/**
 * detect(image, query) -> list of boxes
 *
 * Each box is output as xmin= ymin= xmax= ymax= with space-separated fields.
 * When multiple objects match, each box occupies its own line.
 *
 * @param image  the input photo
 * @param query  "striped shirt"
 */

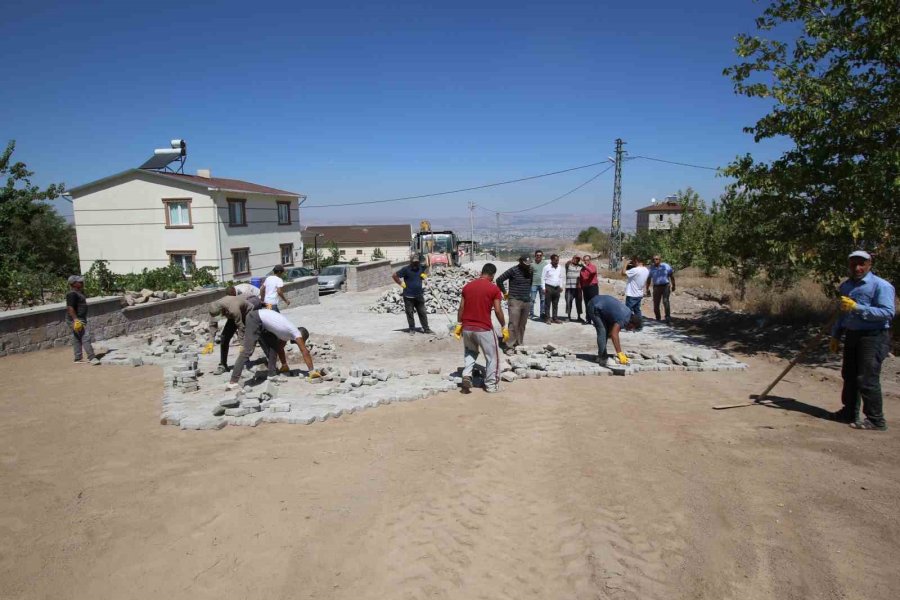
xmin=496 ymin=264 xmax=533 ymax=302
xmin=565 ymin=263 xmax=582 ymax=288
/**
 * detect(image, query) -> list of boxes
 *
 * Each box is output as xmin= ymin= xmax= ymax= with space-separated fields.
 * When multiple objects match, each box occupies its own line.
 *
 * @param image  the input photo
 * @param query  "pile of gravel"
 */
xmin=369 ymin=267 xmax=476 ymax=314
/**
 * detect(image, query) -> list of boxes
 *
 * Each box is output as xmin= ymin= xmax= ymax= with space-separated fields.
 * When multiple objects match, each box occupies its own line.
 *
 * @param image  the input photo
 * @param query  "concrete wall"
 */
xmin=0 ymin=278 xmax=318 ymax=357
xmin=637 ymin=210 xmax=684 ymax=233
xmin=344 ymin=260 xmax=396 ymax=293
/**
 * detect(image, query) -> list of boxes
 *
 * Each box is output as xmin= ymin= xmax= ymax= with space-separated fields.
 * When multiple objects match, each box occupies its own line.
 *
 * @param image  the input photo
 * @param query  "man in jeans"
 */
xmin=392 ymin=254 xmax=432 ymax=334
xmin=66 ymin=275 xmax=100 ymax=365
xmin=587 ymin=295 xmax=641 ymax=366
xmin=622 ymin=256 xmax=649 ymax=330
xmin=496 ymin=255 xmax=533 ymax=352
xmin=530 ymin=250 xmax=547 ymax=319
xmin=542 ymin=253 xmax=565 ymax=323
xmin=828 ymin=250 xmax=895 ymax=431
xmin=647 ymin=254 xmax=676 ymax=324
xmin=454 ymin=263 xmax=508 ymax=393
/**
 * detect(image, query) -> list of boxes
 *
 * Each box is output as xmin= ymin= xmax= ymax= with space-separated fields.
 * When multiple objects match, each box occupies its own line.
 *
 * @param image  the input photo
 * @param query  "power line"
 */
xmin=629 ymin=155 xmax=720 ymax=171
xmin=476 ymin=164 xmax=614 ymax=215
xmin=302 ymin=160 xmax=612 ymax=208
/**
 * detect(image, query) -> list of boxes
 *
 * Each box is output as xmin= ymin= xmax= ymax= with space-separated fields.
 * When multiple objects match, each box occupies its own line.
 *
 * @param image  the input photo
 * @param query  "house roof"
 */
xmin=302 ymin=224 xmax=412 ymax=245
xmin=635 ymin=201 xmax=687 ymax=213
xmin=68 ymin=168 xmax=302 ymax=198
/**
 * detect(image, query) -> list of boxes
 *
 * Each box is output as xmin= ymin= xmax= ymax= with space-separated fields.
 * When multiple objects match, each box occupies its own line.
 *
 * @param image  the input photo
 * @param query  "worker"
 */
xmin=530 ymin=250 xmax=547 ymax=320
xmin=646 ymin=254 xmax=676 ymax=324
xmin=207 ymin=287 xmax=257 ymax=375
xmin=392 ymin=254 xmax=433 ymax=334
xmin=496 ymin=255 xmax=533 ymax=352
xmin=234 ymin=282 xmax=260 ymax=298
xmin=828 ymin=250 xmax=895 ymax=431
xmin=579 ymin=255 xmax=599 ymax=325
xmin=622 ymin=256 xmax=649 ymax=330
xmin=454 ymin=263 xmax=508 ymax=393
xmin=564 ymin=255 xmax=584 ymax=322
xmin=65 ymin=275 xmax=100 ymax=365
xmin=226 ymin=308 xmax=318 ymax=391
xmin=260 ymin=265 xmax=290 ymax=312
xmin=542 ymin=253 xmax=565 ymax=324
xmin=587 ymin=294 xmax=641 ymax=365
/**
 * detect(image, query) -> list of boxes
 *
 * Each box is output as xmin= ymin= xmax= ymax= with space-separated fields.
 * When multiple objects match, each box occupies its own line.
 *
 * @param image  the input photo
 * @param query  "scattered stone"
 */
xmin=180 ymin=416 xmax=226 ymax=430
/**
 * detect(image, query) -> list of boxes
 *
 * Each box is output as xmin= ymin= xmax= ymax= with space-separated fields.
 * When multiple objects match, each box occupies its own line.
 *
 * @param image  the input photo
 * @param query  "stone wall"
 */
xmin=0 ymin=277 xmax=318 ymax=357
xmin=345 ymin=260 xmax=396 ymax=293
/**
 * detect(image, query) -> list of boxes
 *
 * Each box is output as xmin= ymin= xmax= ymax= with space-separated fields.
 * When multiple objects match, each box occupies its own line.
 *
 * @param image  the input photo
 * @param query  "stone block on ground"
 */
xmin=180 ymin=416 xmax=226 ymax=430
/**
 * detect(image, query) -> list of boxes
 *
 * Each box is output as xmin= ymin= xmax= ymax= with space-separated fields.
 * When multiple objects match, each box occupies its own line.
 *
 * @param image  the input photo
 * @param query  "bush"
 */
xmin=83 ymin=260 xmax=219 ymax=297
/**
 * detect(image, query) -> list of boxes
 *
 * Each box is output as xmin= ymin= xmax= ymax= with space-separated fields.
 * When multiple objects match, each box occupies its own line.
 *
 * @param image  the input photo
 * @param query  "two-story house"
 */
xmin=301 ymin=225 xmax=412 ymax=263
xmin=69 ymin=168 xmax=305 ymax=281
xmin=635 ymin=198 xmax=687 ymax=233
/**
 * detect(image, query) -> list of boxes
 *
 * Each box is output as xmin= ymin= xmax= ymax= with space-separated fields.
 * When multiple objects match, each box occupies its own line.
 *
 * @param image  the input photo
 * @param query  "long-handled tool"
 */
xmin=712 ymin=310 xmax=838 ymax=410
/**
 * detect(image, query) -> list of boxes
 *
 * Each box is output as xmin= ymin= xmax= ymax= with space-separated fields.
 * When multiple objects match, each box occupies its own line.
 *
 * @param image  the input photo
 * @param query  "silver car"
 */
xmin=317 ymin=265 xmax=347 ymax=293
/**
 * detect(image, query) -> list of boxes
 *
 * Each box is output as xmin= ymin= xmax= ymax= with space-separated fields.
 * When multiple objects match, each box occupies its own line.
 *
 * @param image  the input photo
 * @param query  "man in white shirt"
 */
xmin=541 ymin=254 xmax=565 ymax=324
xmin=621 ymin=256 xmax=649 ymax=330
xmin=260 ymin=265 xmax=290 ymax=312
xmin=226 ymin=308 xmax=317 ymax=390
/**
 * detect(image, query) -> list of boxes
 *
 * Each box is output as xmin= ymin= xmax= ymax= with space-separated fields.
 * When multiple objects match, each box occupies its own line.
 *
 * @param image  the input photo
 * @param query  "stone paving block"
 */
xmin=264 ymin=380 xmax=280 ymax=398
xmin=348 ymin=376 xmax=363 ymax=388
xmin=211 ymin=405 xmax=226 ymax=416
xmin=240 ymin=398 xmax=261 ymax=409
xmin=315 ymin=387 xmax=334 ymax=396
xmin=268 ymin=402 xmax=291 ymax=412
xmin=501 ymin=372 xmax=518 ymax=382
xmin=427 ymin=367 xmax=441 ymax=374
xmin=224 ymin=407 xmax=253 ymax=417
xmin=180 ymin=416 xmax=226 ymax=430
xmin=361 ymin=377 xmax=377 ymax=386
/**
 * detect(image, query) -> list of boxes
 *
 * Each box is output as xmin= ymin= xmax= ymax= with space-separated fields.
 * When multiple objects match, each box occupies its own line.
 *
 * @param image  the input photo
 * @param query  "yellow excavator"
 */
xmin=412 ymin=220 xmax=460 ymax=270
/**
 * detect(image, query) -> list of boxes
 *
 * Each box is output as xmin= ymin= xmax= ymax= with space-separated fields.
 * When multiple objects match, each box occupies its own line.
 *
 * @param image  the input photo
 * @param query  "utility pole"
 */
xmin=495 ymin=212 xmax=501 ymax=259
xmin=609 ymin=138 xmax=625 ymax=270
xmin=468 ymin=201 xmax=475 ymax=263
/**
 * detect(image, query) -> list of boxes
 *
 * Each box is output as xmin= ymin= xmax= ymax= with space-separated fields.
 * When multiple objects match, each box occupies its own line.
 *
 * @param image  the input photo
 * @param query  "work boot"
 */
xmin=423 ymin=328 xmax=434 ymax=334
xmin=214 ymin=365 xmax=228 ymax=376
xmin=461 ymin=376 xmax=472 ymax=394
xmin=89 ymin=358 xmax=101 ymax=366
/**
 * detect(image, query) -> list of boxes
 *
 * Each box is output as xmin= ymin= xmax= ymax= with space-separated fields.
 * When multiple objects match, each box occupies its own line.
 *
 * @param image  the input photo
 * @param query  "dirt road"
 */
xmin=1 ymin=347 xmax=898 ymax=600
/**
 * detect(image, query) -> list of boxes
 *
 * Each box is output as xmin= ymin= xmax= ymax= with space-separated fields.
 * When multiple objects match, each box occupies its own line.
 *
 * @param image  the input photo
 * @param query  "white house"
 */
xmin=69 ymin=169 xmax=305 ymax=281
xmin=635 ymin=199 xmax=688 ymax=233
xmin=301 ymin=225 xmax=412 ymax=263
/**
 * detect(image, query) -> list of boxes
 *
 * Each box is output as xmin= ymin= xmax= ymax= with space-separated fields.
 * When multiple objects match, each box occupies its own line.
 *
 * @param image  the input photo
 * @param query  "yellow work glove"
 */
xmin=400 ymin=281 xmax=407 ymax=289
xmin=307 ymin=369 xmax=322 ymax=381
xmin=73 ymin=319 xmax=85 ymax=334
xmin=453 ymin=323 xmax=462 ymax=340
xmin=421 ymin=272 xmax=427 ymax=279
xmin=502 ymin=292 xmax=509 ymax=301
xmin=501 ymin=327 xmax=510 ymax=343
xmin=829 ymin=337 xmax=840 ymax=354
xmin=201 ymin=342 xmax=214 ymax=355
xmin=616 ymin=352 xmax=630 ymax=365
xmin=839 ymin=295 xmax=857 ymax=313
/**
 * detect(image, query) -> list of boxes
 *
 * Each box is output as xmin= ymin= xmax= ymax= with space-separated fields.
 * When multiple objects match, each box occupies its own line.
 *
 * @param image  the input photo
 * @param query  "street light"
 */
xmin=313 ymin=233 xmax=325 ymax=271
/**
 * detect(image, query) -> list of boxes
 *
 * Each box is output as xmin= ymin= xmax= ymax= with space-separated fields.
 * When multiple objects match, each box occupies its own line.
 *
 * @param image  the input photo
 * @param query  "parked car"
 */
xmin=264 ymin=266 xmax=315 ymax=281
xmin=317 ymin=265 xmax=347 ymax=293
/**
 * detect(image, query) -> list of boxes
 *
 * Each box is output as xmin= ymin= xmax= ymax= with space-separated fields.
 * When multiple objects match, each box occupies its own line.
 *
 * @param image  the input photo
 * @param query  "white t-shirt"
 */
xmin=262 ymin=275 xmax=284 ymax=305
xmin=624 ymin=266 xmax=650 ymax=298
xmin=258 ymin=309 xmax=301 ymax=341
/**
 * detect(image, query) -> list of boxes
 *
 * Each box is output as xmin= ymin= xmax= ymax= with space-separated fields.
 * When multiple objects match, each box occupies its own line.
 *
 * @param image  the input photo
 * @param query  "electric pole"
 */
xmin=609 ymin=138 xmax=625 ymax=270
xmin=468 ymin=201 xmax=475 ymax=263
xmin=495 ymin=212 xmax=501 ymax=259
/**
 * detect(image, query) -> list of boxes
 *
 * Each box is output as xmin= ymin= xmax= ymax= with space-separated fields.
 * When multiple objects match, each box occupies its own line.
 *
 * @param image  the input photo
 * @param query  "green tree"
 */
xmin=371 ymin=247 xmax=385 ymax=260
xmin=575 ymin=226 xmax=611 ymax=254
xmin=722 ymin=0 xmax=900 ymax=288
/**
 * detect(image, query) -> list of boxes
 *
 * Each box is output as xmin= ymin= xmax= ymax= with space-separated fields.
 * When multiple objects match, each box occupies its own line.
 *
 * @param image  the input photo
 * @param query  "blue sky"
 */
xmin=2 ymin=0 xmax=789 ymax=228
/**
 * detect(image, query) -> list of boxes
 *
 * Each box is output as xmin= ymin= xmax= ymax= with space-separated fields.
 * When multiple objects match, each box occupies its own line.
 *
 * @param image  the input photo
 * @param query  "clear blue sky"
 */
xmin=2 ymin=0 xmax=789 ymax=227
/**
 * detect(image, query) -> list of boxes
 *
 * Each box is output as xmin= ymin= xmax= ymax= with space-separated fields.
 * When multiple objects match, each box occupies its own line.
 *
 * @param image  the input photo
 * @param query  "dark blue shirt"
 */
xmin=831 ymin=271 xmax=895 ymax=336
xmin=648 ymin=263 xmax=674 ymax=286
xmin=589 ymin=295 xmax=632 ymax=329
xmin=397 ymin=264 xmax=425 ymax=298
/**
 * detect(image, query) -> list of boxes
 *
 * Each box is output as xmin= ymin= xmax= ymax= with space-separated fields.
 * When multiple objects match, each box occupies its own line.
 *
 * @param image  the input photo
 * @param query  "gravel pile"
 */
xmin=369 ymin=267 xmax=476 ymax=314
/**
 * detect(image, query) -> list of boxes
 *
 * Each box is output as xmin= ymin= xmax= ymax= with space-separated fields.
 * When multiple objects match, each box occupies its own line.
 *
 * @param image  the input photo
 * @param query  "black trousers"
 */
xmin=652 ymin=283 xmax=671 ymax=321
xmin=582 ymin=284 xmax=599 ymax=322
xmin=230 ymin=310 xmax=280 ymax=381
xmin=220 ymin=318 xmax=237 ymax=367
xmin=545 ymin=285 xmax=561 ymax=319
xmin=403 ymin=295 xmax=429 ymax=330
xmin=565 ymin=287 xmax=583 ymax=318
xmin=841 ymin=329 xmax=890 ymax=427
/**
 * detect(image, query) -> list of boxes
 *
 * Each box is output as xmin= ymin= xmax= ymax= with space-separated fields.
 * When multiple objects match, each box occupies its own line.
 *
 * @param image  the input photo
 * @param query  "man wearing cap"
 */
xmin=829 ymin=250 xmax=895 ymax=431
xmin=496 ymin=255 xmax=533 ymax=351
xmin=646 ymin=254 xmax=676 ymax=324
xmin=393 ymin=254 xmax=433 ymax=334
xmin=454 ymin=263 xmax=508 ymax=393
xmin=207 ymin=287 xmax=258 ymax=375
xmin=587 ymin=294 xmax=641 ymax=366
xmin=66 ymin=275 xmax=100 ymax=365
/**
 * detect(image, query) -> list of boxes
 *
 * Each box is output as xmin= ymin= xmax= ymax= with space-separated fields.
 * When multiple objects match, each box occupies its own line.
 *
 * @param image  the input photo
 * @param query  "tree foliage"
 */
xmin=722 ymin=0 xmax=900 ymax=287
xmin=575 ymin=226 xmax=611 ymax=254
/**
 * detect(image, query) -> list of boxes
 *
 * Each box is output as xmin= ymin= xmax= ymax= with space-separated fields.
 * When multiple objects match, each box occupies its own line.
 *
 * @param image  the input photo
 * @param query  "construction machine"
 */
xmin=412 ymin=220 xmax=460 ymax=270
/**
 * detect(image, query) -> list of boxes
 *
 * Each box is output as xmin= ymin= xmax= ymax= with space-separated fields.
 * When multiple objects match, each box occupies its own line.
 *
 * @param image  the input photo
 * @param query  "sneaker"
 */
xmin=461 ymin=376 xmax=472 ymax=394
xmin=423 ymin=328 xmax=434 ymax=334
xmin=551 ymin=318 xmax=562 ymax=324
xmin=225 ymin=382 xmax=240 ymax=391
xmin=407 ymin=328 xmax=416 ymax=335
xmin=849 ymin=418 xmax=887 ymax=431
xmin=89 ymin=358 xmax=101 ymax=366
xmin=484 ymin=386 xmax=500 ymax=394
xmin=268 ymin=375 xmax=288 ymax=383
xmin=214 ymin=365 xmax=228 ymax=376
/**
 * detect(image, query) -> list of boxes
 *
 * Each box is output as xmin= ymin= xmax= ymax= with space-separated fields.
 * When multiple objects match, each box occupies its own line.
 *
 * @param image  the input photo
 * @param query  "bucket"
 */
xmin=250 ymin=276 xmax=263 ymax=288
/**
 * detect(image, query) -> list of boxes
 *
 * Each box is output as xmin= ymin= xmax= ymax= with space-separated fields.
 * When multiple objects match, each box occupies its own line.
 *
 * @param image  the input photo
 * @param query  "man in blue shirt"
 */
xmin=587 ymin=295 xmax=641 ymax=366
xmin=829 ymin=250 xmax=895 ymax=431
xmin=392 ymin=254 xmax=433 ymax=335
xmin=646 ymin=255 xmax=676 ymax=324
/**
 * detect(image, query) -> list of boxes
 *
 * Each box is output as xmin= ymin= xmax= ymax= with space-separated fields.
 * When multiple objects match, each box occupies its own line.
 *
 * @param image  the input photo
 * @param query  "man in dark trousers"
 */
xmin=393 ymin=254 xmax=432 ymax=334
xmin=829 ymin=250 xmax=895 ymax=431
xmin=454 ymin=263 xmax=508 ymax=393
xmin=587 ymin=295 xmax=641 ymax=366
xmin=496 ymin=255 xmax=533 ymax=352
xmin=66 ymin=275 xmax=100 ymax=365
xmin=208 ymin=287 xmax=258 ymax=375
xmin=647 ymin=254 xmax=676 ymax=324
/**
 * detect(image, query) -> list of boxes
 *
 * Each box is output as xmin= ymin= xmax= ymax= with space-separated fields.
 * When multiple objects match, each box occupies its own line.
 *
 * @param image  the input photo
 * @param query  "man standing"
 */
xmin=647 ymin=255 xmax=676 ymax=324
xmin=564 ymin=255 xmax=584 ymax=322
xmin=829 ymin=250 xmax=895 ymax=431
xmin=454 ymin=263 xmax=508 ymax=393
xmin=260 ymin=265 xmax=290 ymax=312
xmin=530 ymin=250 xmax=547 ymax=320
xmin=226 ymin=308 xmax=318 ymax=391
xmin=579 ymin=255 xmax=600 ymax=325
xmin=496 ymin=255 xmax=533 ymax=352
xmin=622 ymin=256 xmax=649 ymax=329
xmin=587 ymin=295 xmax=641 ymax=366
xmin=208 ymin=287 xmax=256 ymax=375
xmin=392 ymin=254 xmax=433 ymax=334
xmin=542 ymin=254 xmax=565 ymax=324
xmin=65 ymin=275 xmax=100 ymax=365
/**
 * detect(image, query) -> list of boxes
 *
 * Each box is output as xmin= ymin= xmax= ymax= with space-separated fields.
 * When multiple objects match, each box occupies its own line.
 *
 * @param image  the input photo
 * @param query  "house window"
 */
xmin=167 ymin=251 xmax=196 ymax=274
xmin=280 ymin=243 xmax=294 ymax=266
xmin=231 ymin=248 xmax=251 ymax=276
xmin=339 ymin=249 xmax=346 ymax=256
xmin=657 ymin=214 xmax=664 ymax=222
xmin=277 ymin=202 xmax=292 ymax=225
xmin=356 ymin=249 xmax=363 ymax=255
xmin=228 ymin=199 xmax=247 ymax=227
xmin=163 ymin=199 xmax=192 ymax=228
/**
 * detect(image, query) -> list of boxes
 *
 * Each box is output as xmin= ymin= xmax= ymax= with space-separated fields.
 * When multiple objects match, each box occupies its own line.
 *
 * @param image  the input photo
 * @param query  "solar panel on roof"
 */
xmin=139 ymin=148 xmax=182 ymax=170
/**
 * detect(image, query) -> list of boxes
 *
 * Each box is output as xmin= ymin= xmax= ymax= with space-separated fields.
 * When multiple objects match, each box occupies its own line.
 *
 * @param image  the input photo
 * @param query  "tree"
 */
xmin=371 ymin=247 xmax=385 ymax=260
xmin=575 ymin=226 xmax=611 ymax=254
xmin=722 ymin=0 xmax=900 ymax=288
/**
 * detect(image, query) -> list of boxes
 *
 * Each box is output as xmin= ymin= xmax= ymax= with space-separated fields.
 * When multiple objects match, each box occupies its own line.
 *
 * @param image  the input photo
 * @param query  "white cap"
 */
xmin=848 ymin=250 xmax=871 ymax=261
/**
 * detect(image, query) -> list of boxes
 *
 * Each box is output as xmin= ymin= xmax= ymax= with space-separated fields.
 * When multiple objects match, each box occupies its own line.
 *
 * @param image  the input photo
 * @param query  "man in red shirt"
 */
xmin=579 ymin=254 xmax=600 ymax=325
xmin=454 ymin=263 xmax=509 ymax=393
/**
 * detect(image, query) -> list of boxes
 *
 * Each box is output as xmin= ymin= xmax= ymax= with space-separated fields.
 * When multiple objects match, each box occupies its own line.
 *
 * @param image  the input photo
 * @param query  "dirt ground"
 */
xmin=2 ymin=339 xmax=899 ymax=600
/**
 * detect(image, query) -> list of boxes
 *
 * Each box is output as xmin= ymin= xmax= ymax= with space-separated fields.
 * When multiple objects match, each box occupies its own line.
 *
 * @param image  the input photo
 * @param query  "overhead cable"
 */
xmin=629 ymin=155 xmax=720 ymax=171
xmin=476 ymin=164 xmax=614 ymax=215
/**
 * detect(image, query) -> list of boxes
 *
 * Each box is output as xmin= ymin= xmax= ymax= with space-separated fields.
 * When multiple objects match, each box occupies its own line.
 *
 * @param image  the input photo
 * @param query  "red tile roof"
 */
xmin=302 ymin=225 xmax=412 ymax=245
xmin=635 ymin=201 xmax=686 ymax=213
xmin=154 ymin=172 xmax=300 ymax=197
